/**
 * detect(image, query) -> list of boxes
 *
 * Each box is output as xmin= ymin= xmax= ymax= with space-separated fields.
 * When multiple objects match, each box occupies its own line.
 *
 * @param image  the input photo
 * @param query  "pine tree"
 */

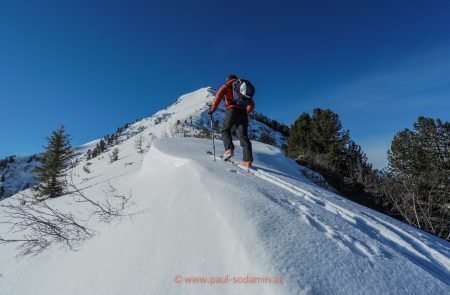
xmin=287 ymin=108 xmax=373 ymax=195
xmin=91 ymin=148 xmax=98 ymax=158
xmin=99 ymin=139 xmax=106 ymax=152
xmin=310 ymin=108 xmax=345 ymax=156
xmin=287 ymin=112 xmax=312 ymax=159
xmin=33 ymin=125 xmax=74 ymax=198
xmin=385 ymin=117 xmax=449 ymax=239
xmin=107 ymin=135 xmax=113 ymax=145
xmin=86 ymin=149 xmax=92 ymax=160
xmin=288 ymin=109 xmax=346 ymax=165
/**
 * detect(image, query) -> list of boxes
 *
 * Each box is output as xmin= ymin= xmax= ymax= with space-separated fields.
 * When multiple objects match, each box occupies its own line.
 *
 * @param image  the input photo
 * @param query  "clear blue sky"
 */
xmin=1 ymin=0 xmax=449 ymax=168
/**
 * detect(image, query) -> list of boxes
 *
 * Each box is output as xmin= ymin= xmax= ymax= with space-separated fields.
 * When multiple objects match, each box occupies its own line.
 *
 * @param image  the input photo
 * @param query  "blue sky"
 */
xmin=1 ymin=0 xmax=449 ymax=168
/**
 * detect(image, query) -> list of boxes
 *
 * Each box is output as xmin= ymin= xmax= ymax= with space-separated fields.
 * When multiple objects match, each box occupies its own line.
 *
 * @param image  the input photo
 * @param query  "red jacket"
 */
xmin=210 ymin=79 xmax=255 ymax=114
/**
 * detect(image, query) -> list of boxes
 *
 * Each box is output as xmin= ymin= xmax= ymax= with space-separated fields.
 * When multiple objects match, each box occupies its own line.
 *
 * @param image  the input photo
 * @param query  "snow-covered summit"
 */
xmin=123 ymin=86 xmax=287 ymax=146
xmin=0 ymin=87 xmax=287 ymax=199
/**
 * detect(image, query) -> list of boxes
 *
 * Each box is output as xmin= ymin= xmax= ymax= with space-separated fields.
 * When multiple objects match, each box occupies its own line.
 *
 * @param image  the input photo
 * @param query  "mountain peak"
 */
xmin=122 ymin=87 xmax=287 ymax=147
xmin=0 ymin=87 xmax=288 ymax=199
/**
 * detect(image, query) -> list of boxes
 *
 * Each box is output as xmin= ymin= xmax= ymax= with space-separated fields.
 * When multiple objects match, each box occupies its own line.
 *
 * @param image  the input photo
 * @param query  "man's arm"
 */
xmin=209 ymin=85 xmax=227 ymax=113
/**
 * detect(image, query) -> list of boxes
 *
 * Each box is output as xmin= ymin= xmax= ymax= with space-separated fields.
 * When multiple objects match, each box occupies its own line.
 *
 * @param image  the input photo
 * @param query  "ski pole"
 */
xmin=210 ymin=113 xmax=216 ymax=161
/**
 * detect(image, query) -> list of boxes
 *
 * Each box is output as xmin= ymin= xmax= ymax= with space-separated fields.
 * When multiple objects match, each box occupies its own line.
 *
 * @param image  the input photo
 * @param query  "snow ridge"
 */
xmin=0 ymin=88 xmax=449 ymax=294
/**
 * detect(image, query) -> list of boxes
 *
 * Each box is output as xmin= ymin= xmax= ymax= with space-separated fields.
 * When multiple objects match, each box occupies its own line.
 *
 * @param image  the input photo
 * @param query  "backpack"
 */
xmin=231 ymin=79 xmax=255 ymax=107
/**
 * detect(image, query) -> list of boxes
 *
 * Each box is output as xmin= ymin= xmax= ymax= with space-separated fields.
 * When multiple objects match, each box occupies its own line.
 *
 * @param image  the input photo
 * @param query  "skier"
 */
xmin=208 ymin=74 xmax=255 ymax=168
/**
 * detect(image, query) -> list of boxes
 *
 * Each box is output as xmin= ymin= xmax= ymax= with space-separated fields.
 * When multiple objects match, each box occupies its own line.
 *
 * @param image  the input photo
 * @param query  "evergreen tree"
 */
xmin=99 ymin=139 xmax=106 ymax=152
xmin=0 ymin=174 xmax=5 ymax=182
xmin=385 ymin=117 xmax=449 ymax=239
xmin=310 ymin=109 xmax=345 ymax=157
xmin=287 ymin=112 xmax=312 ymax=159
xmin=86 ymin=149 xmax=92 ymax=160
xmin=288 ymin=109 xmax=346 ymax=167
xmin=287 ymin=108 xmax=373 ymax=196
xmin=91 ymin=148 xmax=98 ymax=158
xmin=33 ymin=125 xmax=74 ymax=198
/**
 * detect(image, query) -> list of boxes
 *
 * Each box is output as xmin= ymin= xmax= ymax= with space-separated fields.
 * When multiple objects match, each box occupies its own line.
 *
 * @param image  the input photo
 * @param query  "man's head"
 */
xmin=226 ymin=74 xmax=238 ymax=82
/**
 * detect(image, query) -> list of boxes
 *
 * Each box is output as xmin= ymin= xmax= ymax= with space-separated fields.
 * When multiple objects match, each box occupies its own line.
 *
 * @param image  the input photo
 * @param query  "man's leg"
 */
xmin=236 ymin=121 xmax=253 ymax=162
xmin=221 ymin=109 xmax=235 ymax=151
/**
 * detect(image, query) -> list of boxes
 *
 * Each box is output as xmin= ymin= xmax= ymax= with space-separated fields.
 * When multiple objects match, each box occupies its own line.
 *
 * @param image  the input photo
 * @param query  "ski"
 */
xmin=225 ymin=158 xmax=253 ymax=173
xmin=206 ymin=151 xmax=253 ymax=173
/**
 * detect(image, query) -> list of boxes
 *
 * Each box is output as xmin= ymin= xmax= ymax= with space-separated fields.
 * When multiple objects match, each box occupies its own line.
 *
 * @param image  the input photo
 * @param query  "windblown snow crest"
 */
xmin=142 ymin=142 xmax=191 ymax=169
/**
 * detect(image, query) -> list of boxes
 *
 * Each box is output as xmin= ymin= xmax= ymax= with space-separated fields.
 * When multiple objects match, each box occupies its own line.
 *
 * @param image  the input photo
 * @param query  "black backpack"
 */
xmin=231 ymin=79 xmax=255 ymax=107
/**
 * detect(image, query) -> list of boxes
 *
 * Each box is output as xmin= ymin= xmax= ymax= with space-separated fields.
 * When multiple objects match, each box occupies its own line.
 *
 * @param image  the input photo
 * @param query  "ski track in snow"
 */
xmin=213 ymin=155 xmax=450 ymax=285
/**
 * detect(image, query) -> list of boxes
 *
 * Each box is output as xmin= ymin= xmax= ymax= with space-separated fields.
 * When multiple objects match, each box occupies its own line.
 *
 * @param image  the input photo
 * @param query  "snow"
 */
xmin=1 ymin=136 xmax=449 ymax=294
xmin=0 ymin=155 xmax=40 ymax=198
xmin=0 ymin=88 xmax=449 ymax=294
xmin=0 ymin=87 xmax=287 ymax=199
xmin=123 ymin=87 xmax=287 ymax=146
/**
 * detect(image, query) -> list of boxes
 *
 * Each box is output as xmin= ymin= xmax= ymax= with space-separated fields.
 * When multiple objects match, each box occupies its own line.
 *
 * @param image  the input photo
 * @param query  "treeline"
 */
xmin=287 ymin=109 xmax=449 ymax=241
xmin=249 ymin=112 xmax=290 ymax=137
xmin=0 ymin=156 xmax=16 ymax=170
xmin=86 ymin=120 xmax=139 ymax=160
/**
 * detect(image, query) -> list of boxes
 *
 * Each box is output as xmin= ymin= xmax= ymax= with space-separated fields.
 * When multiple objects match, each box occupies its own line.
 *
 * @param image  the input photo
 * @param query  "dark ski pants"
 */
xmin=222 ymin=108 xmax=253 ymax=162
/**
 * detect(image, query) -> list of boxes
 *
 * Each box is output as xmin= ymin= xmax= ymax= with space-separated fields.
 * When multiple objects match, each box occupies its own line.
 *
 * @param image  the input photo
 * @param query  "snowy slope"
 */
xmin=0 ymin=87 xmax=289 ymax=199
xmin=123 ymin=87 xmax=287 ymax=145
xmin=1 ymin=135 xmax=449 ymax=294
xmin=0 ymin=155 xmax=40 ymax=198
